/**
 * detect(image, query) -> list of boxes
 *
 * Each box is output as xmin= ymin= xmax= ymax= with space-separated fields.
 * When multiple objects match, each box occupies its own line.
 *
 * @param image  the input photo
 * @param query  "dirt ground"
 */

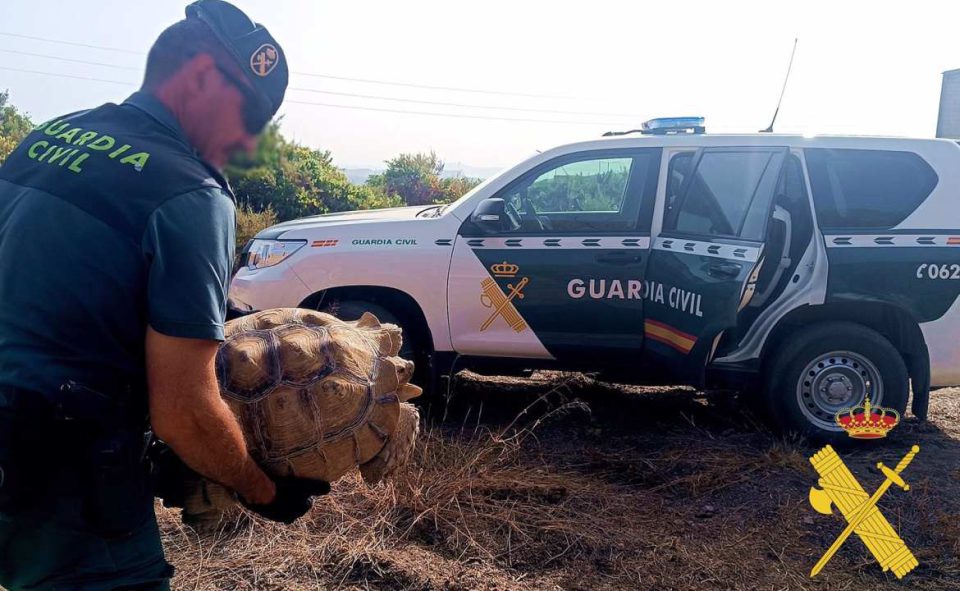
xmin=158 ymin=372 xmax=960 ymax=590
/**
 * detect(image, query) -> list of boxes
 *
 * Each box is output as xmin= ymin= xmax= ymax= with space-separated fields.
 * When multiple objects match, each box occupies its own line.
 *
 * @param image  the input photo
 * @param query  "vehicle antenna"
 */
xmin=760 ymin=37 xmax=798 ymax=133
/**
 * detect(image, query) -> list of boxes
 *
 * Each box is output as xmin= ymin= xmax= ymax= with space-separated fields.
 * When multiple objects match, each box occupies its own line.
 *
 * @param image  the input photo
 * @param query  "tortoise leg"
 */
xmin=359 ymin=402 xmax=420 ymax=485
xmin=181 ymin=480 xmax=239 ymax=529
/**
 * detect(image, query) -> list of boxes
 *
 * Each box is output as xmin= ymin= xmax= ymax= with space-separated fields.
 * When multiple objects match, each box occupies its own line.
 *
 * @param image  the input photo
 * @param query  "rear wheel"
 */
xmin=762 ymin=322 xmax=908 ymax=443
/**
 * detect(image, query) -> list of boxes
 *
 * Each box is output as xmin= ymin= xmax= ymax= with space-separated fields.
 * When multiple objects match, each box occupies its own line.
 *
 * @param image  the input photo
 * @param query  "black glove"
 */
xmin=243 ymin=476 xmax=330 ymax=524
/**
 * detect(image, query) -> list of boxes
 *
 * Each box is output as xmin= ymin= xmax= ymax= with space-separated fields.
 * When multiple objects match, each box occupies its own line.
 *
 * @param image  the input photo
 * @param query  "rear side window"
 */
xmin=805 ymin=149 xmax=938 ymax=230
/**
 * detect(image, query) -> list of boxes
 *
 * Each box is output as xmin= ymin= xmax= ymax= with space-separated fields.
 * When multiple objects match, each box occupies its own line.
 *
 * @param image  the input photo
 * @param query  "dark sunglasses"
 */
xmin=216 ymin=65 xmax=270 ymax=135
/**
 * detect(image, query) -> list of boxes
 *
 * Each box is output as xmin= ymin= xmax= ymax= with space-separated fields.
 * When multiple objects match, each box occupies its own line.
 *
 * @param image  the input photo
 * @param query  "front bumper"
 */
xmin=228 ymin=261 xmax=313 ymax=315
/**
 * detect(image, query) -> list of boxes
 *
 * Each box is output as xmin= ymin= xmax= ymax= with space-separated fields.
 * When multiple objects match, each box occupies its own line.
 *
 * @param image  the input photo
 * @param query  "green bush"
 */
xmin=235 ymin=204 xmax=278 ymax=251
xmin=367 ymin=151 xmax=482 ymax=206
xmin=0 ymin=91 xmax=34 ymax=165
xmin=227 ymin=122 xmax=402 ymax=222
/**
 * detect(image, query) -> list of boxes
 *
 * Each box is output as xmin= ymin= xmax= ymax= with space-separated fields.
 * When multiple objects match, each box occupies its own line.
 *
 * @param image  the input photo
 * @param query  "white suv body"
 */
xmin=230 ymin=131 xmax=960 ymax=441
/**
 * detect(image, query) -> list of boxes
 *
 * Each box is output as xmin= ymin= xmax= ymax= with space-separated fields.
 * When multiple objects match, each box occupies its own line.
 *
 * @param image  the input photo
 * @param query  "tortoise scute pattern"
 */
xmin=182 ymin=308 xmax=422 ymax=523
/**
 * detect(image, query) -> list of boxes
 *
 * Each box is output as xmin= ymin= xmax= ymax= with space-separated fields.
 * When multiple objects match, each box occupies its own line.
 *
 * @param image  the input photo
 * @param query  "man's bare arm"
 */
xmin=146 ymin=326 xmax=275 ymax=505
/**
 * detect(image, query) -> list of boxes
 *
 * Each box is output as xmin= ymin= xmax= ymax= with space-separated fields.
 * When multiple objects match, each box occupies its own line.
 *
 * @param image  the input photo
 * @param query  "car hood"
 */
xmin=255 ymin=205 xmax=434 ymax=239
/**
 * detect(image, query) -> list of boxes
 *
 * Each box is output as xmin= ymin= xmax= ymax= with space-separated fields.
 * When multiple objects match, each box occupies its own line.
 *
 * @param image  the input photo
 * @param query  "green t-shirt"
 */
xmin=0 ymin=92 xmax=235 ymax=404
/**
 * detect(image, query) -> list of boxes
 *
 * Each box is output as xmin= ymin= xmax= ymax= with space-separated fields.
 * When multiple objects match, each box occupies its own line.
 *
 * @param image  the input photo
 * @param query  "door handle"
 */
xmin=596 ymin=251 xmax=643 ymax=265
xmin=707 ymin=261 xmax=742 ymax=279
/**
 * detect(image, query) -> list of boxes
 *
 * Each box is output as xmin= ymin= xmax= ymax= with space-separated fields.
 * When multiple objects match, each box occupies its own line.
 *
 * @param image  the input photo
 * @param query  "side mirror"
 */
xmin=470 ymin=198 xmax=519 ymax=233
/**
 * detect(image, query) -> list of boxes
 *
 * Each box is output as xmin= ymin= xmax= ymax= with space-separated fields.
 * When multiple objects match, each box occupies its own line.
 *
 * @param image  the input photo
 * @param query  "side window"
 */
xmin=496 ymin=150 xmax=660 ymax=233
xmin=527 ymin=158 xmax=632 ymax=214
xmin=669 ymin=150 xmax=777 ymax=238
xmin=665 ymin=152 xmax=695 ymax=219
xmin=805 ymin=149 xmax=938 ymax=230
xmin=740 ymin=154 xmax=806 ymax=240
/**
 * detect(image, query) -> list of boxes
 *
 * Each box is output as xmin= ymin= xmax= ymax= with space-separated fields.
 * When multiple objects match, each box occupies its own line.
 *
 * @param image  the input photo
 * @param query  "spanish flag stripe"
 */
xmin=644 ymin=320 xmax=696 ymax=353
xmin=646 ymin=330 xmax=694 ymax=353
xmin=644 ymin=318 xmax=696 ymax=341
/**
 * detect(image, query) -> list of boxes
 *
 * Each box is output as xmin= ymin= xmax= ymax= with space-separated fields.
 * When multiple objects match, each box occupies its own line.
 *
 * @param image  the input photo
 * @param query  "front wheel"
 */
xmin=762 ymin=322 xmax=908 ymax=443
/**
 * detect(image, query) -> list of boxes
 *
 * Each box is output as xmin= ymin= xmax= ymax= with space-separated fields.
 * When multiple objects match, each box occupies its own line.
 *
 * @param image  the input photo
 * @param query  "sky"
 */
xmin=1 ymin=0 xmax=958 ymax=171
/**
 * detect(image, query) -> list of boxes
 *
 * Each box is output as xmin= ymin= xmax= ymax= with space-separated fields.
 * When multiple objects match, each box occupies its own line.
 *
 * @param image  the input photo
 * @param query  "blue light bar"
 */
xmin=641 ymin=117 xmax=706 ymax=135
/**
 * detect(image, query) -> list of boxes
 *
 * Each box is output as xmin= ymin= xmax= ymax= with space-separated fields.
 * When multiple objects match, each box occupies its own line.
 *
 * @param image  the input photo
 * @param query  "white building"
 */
xmin=936 ymin=68 xmax=960 ymax=139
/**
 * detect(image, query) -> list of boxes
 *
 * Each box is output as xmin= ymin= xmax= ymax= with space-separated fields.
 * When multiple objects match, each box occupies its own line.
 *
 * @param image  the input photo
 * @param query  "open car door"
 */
xmin=642 ymin=146 xmax=788 ymax=384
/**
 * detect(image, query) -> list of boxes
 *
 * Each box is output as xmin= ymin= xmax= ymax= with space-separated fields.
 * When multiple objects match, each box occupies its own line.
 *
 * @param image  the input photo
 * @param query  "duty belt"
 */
xmin=0 ymin=379 xmax=147 ymax=428
xmin=0 ymin=383 xmax=154 ymax=521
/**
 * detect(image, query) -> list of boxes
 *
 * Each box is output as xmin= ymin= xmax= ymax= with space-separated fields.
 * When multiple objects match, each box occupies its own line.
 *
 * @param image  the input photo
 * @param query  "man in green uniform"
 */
xmin=0 ymin=2 xmax=328 ymax=589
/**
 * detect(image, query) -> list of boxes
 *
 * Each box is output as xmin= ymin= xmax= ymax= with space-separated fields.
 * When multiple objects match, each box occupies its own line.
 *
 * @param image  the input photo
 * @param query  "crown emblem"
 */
xmin=490 ymin=261 xmax=519 ymax=277
xmin=835 ymin=396 xmax=900 ymax=439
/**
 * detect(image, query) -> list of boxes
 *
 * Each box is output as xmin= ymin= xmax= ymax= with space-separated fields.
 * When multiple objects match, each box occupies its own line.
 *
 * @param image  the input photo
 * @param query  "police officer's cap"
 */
xmin=185 ymin=0 xmax=287 ymax=133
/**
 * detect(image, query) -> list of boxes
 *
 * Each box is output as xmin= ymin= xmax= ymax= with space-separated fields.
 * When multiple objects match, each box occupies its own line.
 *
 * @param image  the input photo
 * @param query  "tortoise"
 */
xmin=180 ymin=307 xmax=421 ymax=524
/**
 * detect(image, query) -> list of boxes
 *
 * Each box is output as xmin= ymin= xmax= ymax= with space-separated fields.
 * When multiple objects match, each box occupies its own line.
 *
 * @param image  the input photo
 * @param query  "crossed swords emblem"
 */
xmin=808 ymin=444 xmax=920 ymax=578
xmin=479 ymin=262 xmax=529 ymax=332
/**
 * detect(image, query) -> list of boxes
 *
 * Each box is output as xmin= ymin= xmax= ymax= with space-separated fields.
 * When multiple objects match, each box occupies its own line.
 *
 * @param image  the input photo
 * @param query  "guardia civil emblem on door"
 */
xmin=479 ymin=261 xmax=528 ymax=332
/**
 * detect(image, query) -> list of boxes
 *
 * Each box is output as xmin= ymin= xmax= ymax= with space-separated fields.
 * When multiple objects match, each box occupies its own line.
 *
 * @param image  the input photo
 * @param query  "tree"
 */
xmin=227 ymin=121 xmax=402 ymax=222
xmin=440 ymin=175 xmax=483 ymax=203
xmin=367 ymin=151 xmax=482 ymax=206
xmin=0 ymin=91 xmax=34 ymax=164
xmin=367 ymin=151 xmax=444 ymax=206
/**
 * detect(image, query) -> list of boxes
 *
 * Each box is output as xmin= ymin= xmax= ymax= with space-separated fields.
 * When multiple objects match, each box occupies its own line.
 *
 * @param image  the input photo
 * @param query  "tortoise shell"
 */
xmin=182 ymin=308 xmax=421 ymax=523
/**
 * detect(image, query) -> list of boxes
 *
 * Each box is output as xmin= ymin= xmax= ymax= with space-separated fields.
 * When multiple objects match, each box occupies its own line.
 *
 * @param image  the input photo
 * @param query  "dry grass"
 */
xmin=159 ymin=377 xmax=960 ymax=590
xmin=161 ymin=380 xmax=633 ymax=590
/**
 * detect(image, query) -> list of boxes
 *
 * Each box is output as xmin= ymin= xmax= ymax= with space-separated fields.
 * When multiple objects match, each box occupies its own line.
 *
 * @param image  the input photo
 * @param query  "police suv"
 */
xmin=230 ymin=118 xmax=960 ymax=441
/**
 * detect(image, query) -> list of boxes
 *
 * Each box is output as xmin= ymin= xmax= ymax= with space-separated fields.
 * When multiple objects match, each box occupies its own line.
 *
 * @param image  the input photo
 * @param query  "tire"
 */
xmin=762 ymin=322 xmax=908 ymax=444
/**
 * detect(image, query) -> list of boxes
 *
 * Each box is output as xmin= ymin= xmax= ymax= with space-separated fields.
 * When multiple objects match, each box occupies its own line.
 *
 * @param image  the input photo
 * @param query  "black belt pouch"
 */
xmin=81 ymin=427 xmax=153 ymax=538
xmin=0 ymin=408 xmax=55 ymax=511
xmin=0 ymin=409 xmax=23 ymax=510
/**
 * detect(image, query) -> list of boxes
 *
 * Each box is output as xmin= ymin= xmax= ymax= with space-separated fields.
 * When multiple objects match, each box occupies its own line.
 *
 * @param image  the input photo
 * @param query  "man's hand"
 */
xmin=146 ymin=326 xmax=276 ymax=505
xmin=243 ymin=476 xmax=330 ymax=524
